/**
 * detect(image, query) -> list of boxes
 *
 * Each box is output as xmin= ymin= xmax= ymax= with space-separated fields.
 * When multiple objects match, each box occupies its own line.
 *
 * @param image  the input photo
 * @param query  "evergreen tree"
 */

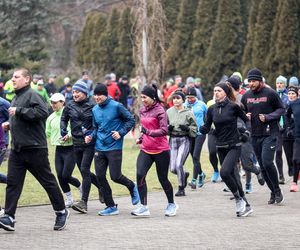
xmin=267 ymin=0 xmax=300 ymax=84
xmin=203 ymin=0 xmax=243 ymax=90
xmin=190 ymin=0 xmax=219 ymax=77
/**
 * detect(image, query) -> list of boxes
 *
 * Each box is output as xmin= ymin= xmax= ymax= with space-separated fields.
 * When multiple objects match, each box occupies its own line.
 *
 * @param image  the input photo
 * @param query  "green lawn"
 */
xmin=0 ymin=138 xmax=213 ymax=206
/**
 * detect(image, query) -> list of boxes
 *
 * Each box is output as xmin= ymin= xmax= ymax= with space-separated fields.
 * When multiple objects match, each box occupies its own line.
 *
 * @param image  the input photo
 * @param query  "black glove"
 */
xmin=168 ymin=125 xmax=174 ymax=132
xmin=141 ymin=126 xmax=148 ymax=135
xmin=239 ymin=130 xmax=250 ymax=142
xmin=179 ymin=124 xmax=190 ymax=132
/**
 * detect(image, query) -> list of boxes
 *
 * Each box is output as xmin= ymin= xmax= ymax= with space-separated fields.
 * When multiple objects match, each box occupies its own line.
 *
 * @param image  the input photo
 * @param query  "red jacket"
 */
xmin=139 ymin=102 xmax=170 ymax=153
xmin=107 ymin=82 xmax=121 ymax=101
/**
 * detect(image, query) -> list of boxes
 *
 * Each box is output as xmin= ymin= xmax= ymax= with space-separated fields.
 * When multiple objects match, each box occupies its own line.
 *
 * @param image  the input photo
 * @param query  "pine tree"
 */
xmin=203 ymin=0 xmax=243 ymax=90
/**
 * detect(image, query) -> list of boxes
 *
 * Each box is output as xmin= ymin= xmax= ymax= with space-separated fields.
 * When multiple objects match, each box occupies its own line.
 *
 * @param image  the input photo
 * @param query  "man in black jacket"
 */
xmin=0 ymin=68 xmax=69 ymax=232
xmin=241 ymin=68 xmax=285 ymax=205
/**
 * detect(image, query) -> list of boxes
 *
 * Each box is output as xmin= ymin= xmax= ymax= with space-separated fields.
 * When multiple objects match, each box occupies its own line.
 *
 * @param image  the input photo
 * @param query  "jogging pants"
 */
xmin=275 ymin=132 xmax=284 ymax=178
xmin=208 ymin=133 xmax=219 ymax=172
xmin=94 ymin=150 xmax=135 ymax=207
xmin=190 ymin=134 xmax=206 ymax=179
xmin=252 ymin=136 xmax=280 ymax=194
xmin=55 ymin=146 xmax=80 ymax=193
xmin=137 ymin=150 xmax=173 ymax=205
xmin=74 ymin=144 xmax=100 ymax=202
xmin=169 ymin=136 xmax=190 ymax=187
xmin=5 ymin=148 xmax=65 ymax=218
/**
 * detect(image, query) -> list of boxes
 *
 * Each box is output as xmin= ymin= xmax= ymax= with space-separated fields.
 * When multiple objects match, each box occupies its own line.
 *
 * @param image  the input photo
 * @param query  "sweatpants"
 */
xmin=217 ymin=146 xmax=244 ymax=197
xmin=208 ymin=133 xmax=219 ymax=172
xmin=74 ymin=144 xmax=100 ymax=202
xmin=252 ymin=135 xmax=280 ymax=194
xmin=190 ymin=134 xmax=206 ymax=179
xmin=5 ymin=148 xmax=65 ymax=218
xmin=94 ymin=150 xmax=135 ymax=207
xmin=169 ymin=136 xmax=190 ymax=186
xmin=55 ymin=146 xmax=80 ymax=193
xmin=137 ymin=150 xmax=173 ymax=205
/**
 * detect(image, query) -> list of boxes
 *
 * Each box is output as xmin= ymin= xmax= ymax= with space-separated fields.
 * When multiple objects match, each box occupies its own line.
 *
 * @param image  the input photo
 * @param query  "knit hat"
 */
xmin=289 ymin=76 xmax=299 ymax=86
xmin=186 ymin=77 xmax=195 ymax=84
xmin=287 ymin=86 xmax=299 ymax=96
xmin=94 ymin=83 xmax=108 ymax=96
xmin=186 ymin=87 xmax=197 ymax=97
xmin=226 ymin=77 xmax=241 ymax=91
xmin=276 ymin=75 xmax=287 ymax=85
xmin=247 ymin=68 xmax=263 ymax=82
xmin=72 ymin=80 xmax=89 ymax=95
xmin=141 ymin=85 xmax=157 ymax=100
xmin=172 ymin=90 xmax=186 ymax=102
xmin=50 ymin=93 xmax=65 ymax=102
xmin=215 ymin=82 xmax=231 ymax=97
xmin=232 ymin=72 xmax=243 ymax=82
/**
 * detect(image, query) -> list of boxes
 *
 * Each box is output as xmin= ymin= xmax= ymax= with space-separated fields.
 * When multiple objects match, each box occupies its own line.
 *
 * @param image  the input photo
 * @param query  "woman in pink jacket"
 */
xmin=131 ymin=84 xmax=177 ymax=217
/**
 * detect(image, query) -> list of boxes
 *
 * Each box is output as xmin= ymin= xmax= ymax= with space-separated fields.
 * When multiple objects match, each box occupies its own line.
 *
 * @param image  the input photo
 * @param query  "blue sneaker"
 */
xmin=245 ymin=183 xmax=253 ymax=194
xmin=131 ymin=183 xmax=140 ymax=205
xmin=198 ymin=172 xmax=206 ymax=187
xmin=131 ymin=205 xmax=150 ymax=217
xmin=165 ymin=203 xmax=178 ymax=217
xmin=211 ymin=171 xmax=219 ymax=183
xmin=98 ymin=205 xmax=119 ymax=216
xmin=0 ymin=215 xmax=15 ymax=231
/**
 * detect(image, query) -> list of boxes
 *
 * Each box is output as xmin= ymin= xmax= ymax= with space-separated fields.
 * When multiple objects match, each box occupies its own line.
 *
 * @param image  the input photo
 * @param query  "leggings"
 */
xmin=55 ymin=146 xmax=81 ymax=193
xmin=275 ymin=133 xmax=284 ymax=178
xmin=137 ymin=150 xmax=173 ymax=205
xmin=190 ymin=134 xmax=206 ymax=178
xmin=208 ymin=133 xmax=219 ymax=172
xmin=169 ymin=136 xmax=190 ymax=187
xmin=283 ymin=139 xmax=294 ymax=175
xmin=293 ymin=140 xmax=300 ymax=183
xmin=217 ymin=146 xmax=244 ymax=197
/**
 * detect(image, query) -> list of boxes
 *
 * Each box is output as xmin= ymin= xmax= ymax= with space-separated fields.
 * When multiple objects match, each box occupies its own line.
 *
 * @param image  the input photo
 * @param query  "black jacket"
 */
xmin=61 ymin=98 xmax=95 ymax=146
xmin=10 ymin=85 xmax=49 ymax=151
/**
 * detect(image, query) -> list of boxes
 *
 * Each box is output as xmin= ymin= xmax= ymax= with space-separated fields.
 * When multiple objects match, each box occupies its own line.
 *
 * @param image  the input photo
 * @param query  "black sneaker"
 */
xmin=275 ymin=189 xmax=284 ymax=205
xmin=175 ymin=188 xmax=185 ymax=197
xmin=184 ymin=172 xmax=189 ymax=188
xmin=268 ymin=192 xmax=276 ymax=205
xmin=0 ymin=215 xmax=15 ymax=231
xmin=54 ymin=209 xmax=70 ymax=231
xmin=72 ymin=200 xmax=87 ymax=214
xmin=256 ymin=171 xmax=265 ymax=186
xmin=278 ymin=176 xmax=285 ymax=185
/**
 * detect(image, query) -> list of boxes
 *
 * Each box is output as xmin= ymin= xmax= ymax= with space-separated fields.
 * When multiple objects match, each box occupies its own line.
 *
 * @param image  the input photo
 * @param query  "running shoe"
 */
xmin=290 ymin=182 xmax=299 ymax=192
xmin=188 ymin=179 xmax=197 ymax=190
xmin=278 ymin=176 xmax=285 ymax=185
xmin=275 ymin=189 xmax=284 ymax=205
xmin=256 ymin=171 xmax=265 ymax=186
xmin=235 ymin=198 xmax=246 ymax=216
xmin=54 ymin=209 xmax=70 ymax=231
xmin=98 ymin=205 xmax=119 ymax=216
xmin=268 ymin=192 xmax=275 ymax=205
xmin=198 ymin=172 xmax=206 ymax=188
xmin=245 ymin=183 xmax=253 ymax=194
xmin=72 ymin=200 xmax=87 ymax=214
xmin=65 ymin=199 xmax=73 ymax=208
xmin=131 ymin=205 xmax=150 ymax=217
xmin=238 ymin=205 xmax=253 ymax=217
xmin=175 ymin=188 xmax=185 ymax=197
xmin=165 ymin=203 xmax=178 ymax=217
xmin=0 ymin=215 xmax=15 ymax=231
xmin=211 ymin=171 xmax=219 ymax=183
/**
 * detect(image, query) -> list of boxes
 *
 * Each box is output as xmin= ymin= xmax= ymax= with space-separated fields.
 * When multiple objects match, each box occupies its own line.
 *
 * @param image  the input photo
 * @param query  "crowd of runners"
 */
xmin=0 ymin=67 xmax=299 ymax=232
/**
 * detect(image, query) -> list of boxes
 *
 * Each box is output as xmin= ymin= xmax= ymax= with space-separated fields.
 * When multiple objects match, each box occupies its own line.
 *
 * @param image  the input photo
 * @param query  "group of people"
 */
xmin=0 ymin=66 xmax=299 ymax=232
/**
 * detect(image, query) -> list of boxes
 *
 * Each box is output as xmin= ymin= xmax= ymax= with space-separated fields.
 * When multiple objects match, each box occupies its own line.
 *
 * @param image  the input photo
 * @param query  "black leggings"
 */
xmin=74 ymin=144 xmax=100 ymax=202
xmin=275 ymin=133 xmax=284 ymax=178
xmin=190 ymin=134 xmax=206 ymax=179
xmin=55 ymin=146 xmax=81 ymax=193
xmin=136 ymin=150 xmax=173 ymax=205
xmin=208 ymin=133 xmax=219 ymax=172
xmin=293 ymin=140 xmax=300 ymax=183
xmin=283 ymin=139 xmax=294 ymax=175
xmin=218 ymin=146 xmax=244 ymax=197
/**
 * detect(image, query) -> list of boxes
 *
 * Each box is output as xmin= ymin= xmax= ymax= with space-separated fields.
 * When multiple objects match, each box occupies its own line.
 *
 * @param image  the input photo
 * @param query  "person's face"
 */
xmin=37 ymin=85 xmax=43 ymax=91
xmin=214 ymin=86 xmax=226 ymax=102
xmin=48 ymin=77 xmax=55 ymax=83
xmin=11 ymin=70 xmax=30 ymax=90
xmin=72 ymin=90 xmax=86 ymax=102
xmin=288 ymin=91 xmax=298 ymax=102
xmin=141 ymin=94 xmax=154 ymax=107
xmin=186 ymin=96 xmax=196 ymax=104
xmin=248 ymin=80 xmax=261 ymax=91
xmin=172 ymin=95 xmax=184 ymax=107
xmin=276 ymin=82 xmax=285 ymax=91
xmin=188 ymin=82 xmax=195 ymax=88
xmin=51 ymin=101 xmax=64 ymax=112
xmin=82 ymin=74 xmax=89 ymax=81
xmin=93 ymin=94 xmax=107 ymax=104
xmin=175 ymin=77 xmax=182 ymax=84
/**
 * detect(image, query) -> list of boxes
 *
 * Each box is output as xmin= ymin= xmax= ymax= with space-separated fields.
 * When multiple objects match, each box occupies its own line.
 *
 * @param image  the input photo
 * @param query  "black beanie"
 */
xmin=141 ymin=85 xmax=156 ymax=100
xmin=247 ymin=68 xmax=263 ymax=82
xmin=227 ymin=77 xmax=241 ymax=91
xmin=216 ymin=82 xmax=231 ymax=97
xmin=287 ymin=86 xmax=299 ymax=97
xmin=186 ymin=87 xmax=197 ymax=97
xmin=94 ymin=83 xmax=108 ymax=96
xmin=172 ymin=90 xmax=186 ymax=102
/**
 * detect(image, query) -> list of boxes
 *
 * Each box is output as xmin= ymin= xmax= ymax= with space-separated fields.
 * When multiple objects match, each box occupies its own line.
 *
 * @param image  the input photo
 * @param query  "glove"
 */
xmin=179 ymin=124 xmax=190 ymax=132
xmin=239 ymin=130 xmax=250 ymax=142
xmin=168 ymin=125 xmax=174 ymax=132
xmin=61 ymin=128 xmax=68 ymax=137
xmin=141 ymin=126 xmax=148 ymax=135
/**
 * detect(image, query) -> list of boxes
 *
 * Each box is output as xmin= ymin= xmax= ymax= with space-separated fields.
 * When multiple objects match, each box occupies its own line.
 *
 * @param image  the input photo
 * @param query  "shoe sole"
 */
xmin=54 ymin=210 xmax=70 ymax=231
xmin=131 ymin=212 xmax=150 ymax=217
xmin=275 ymin=197 xmax=284 ymax=205
xmin=72 ymin=205 xmax=87 ymax=214
xmin=98 ymin=211 xmax=119 ymax=216
xmin=0 ymin=222 xmax=15 ymax=231
xmin=238 ymin=208 xmax=253 ymax=217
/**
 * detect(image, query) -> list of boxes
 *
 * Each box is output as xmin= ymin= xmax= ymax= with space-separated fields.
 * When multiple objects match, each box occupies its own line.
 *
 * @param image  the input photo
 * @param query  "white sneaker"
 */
xmin=235 ymin=198 xmax=246 ymax=216
xmin=0 ymin=207 xmax=4 ymax=217
xmin=131 ymin=205 xmax=150 ymax=217
xmin=165 ymin=203 xmax=178 ymax=217
xmin=65 ymin=199 xmax=73 ymax=208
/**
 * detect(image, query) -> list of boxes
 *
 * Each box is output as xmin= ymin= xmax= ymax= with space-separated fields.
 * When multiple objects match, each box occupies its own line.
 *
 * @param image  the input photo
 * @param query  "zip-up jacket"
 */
xmin=185 ymin=99 xmax=208 ymax=135
xmin=286 ymin=99 xmax=300 ymax=139
xmin=10 ymin=85 xmax=49 ymax=151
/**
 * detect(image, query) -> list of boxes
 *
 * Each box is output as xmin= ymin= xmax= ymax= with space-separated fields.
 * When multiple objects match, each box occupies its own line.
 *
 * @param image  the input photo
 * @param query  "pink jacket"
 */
xmin=139 ymin=102 xmax=170 ymax=153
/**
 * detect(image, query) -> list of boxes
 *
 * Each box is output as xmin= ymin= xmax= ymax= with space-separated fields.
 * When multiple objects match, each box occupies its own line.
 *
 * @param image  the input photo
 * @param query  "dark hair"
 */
xmin=215 ymin=82 xmax=236 ymax=102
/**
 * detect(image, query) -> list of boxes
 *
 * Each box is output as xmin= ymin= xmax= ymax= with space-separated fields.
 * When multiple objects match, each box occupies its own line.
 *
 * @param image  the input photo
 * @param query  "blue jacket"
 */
xmin=92 ymin=97 xmax=135 ymax=151
xmin=185 ymin=99 xmax=208 ymax=135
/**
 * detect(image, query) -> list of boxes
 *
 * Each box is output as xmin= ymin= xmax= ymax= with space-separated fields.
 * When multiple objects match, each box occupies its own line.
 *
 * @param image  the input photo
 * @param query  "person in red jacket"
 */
xmin=104 ymin=74 xmax=121 ymax=101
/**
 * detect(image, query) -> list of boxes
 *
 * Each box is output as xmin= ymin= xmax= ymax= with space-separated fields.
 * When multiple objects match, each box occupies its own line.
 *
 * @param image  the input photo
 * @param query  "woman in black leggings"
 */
xmin=200 ymin=82 xmax=252 ymax=217
xmin=131 ymin=84 xmax=177 ymax=217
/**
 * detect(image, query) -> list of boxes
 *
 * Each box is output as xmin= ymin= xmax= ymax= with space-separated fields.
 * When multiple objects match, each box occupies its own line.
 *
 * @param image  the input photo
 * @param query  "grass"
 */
xmin=0 ymin=138 xmax=213 ymax=207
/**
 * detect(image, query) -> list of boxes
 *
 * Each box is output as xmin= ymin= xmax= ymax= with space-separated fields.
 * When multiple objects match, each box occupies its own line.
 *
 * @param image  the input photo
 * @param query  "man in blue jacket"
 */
xmin=85 ymin=83 xmax=139 ymax=216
